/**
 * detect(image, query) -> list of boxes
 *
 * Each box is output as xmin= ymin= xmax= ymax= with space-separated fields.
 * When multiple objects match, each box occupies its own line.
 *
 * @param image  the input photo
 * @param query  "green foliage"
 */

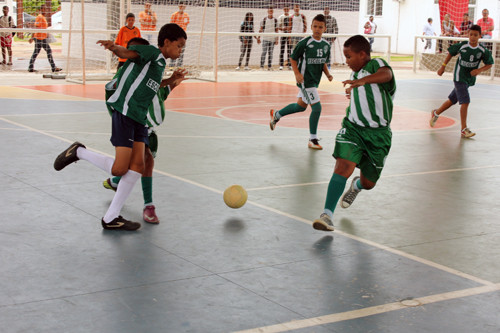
xmin=23 ymin=0 xmax=60 ymax=15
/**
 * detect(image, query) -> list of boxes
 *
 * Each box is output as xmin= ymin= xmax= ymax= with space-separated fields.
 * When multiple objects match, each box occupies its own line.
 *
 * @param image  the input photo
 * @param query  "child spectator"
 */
xmin=259 ymin=7 xmax=278 ymax=70
xmin=0 ymin=6 xmax=13 ymax=65
xmin=422 ymin=18 xmax=436 ymax=51
xmin=115 ymin=13 xmax=141 ymax=70
xmin=236 ymin=12 xmax=260 ymax=70
xmin=28 ymin=5 xmax=62 ymax=72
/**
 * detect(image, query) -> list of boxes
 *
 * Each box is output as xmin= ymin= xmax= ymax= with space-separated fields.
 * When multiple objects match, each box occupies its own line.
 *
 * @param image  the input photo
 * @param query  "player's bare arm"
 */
xmin=323 ymin=63 xmax=333 ymax=81
xmin=291 ymin=59 xmax=304 ymax=84
xmin=342 ymin=67 xmax=392 ymax=88
xmin=96 ymin=40 xmax=139 ymax=60
xmin=471 ymin=64 xmax=492 ymax=76
xmin=161 ymin=68 xmax=188 ymax=89
xmin=438 ymin=53 xmax=453 ymax=76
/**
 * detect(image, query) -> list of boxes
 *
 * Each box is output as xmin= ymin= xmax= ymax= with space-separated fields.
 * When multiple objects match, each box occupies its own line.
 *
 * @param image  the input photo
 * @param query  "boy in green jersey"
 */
xmin=313 ymin=35 xmax=396 ymax=232
xmin=269 ymin=14 xmax=333 ymax=150
xmin=103 ymin=37 xmax=187 ymax=225
xmin=53 ymin=24 xmax=187 ymax=231
xmin=430 ymin=24 xmax=493 ymax=138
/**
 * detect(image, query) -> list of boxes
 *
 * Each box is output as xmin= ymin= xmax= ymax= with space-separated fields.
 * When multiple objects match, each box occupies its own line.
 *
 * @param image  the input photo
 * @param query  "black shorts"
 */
xmin=448 ymin=81 xmax=470 ymax=105
xmin=110 ymin=110 xmax=148 ymax=148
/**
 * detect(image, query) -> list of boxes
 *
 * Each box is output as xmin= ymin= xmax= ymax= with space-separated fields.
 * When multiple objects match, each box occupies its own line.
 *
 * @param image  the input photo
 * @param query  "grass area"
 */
xmin=373 ymin=55 xmax=414 ymax=62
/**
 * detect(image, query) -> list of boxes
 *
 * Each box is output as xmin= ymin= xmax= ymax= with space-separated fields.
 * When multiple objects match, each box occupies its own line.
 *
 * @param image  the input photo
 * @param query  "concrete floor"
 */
xmin=0 ymin=69 xmax=499 ymax=333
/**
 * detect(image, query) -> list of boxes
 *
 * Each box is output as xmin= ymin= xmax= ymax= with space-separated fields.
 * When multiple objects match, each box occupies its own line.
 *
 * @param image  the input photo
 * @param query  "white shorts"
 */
xmin=297 ymin=85 xmax=320 ymax=105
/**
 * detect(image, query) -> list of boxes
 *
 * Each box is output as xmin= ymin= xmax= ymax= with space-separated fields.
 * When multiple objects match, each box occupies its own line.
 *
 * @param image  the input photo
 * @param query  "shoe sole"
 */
xmin=308 ymin=145 xmax=323 ymax=150
xmin=144 ymin=215 xmax=160 ymax=224
xmin=103 ymin=179 xmax=117 ymax=192
xmin=462 ymin=133 xmax=476 ymax=138
xmin=429 ymin=110 xmax=438 ymax=127
xmin=313 ymin=220 xmax=334 ymax=231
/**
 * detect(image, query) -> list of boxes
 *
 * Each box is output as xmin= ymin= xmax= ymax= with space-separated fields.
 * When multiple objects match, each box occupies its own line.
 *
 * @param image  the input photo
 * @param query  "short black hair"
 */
xmin=158 ymin=23 xmax=188 ymax=47
xmin=313 ymin=14 xmax=326 ymax=24
xmin=127 ymin=37 xmax=149 ymax=48
xmin=126 ymin=13 xmax=135 ymax=20
xmin=470 ymin=24 xmax=482 ymax=34
xmin=428 ymin=17 xmax=433 ymax=22
xmin=344 ymin=35 xmax=371 ymax=55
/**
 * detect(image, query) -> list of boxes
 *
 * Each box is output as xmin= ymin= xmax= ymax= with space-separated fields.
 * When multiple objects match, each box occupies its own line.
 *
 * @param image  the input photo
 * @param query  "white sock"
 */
xmin=310 ymin=134 xmax=318 ymax=140
xmin=103 ymin=170 xmax=141 ymax=223
xmin=274 ymin=111 xmax=281 ymax=120
xmin=76 ymin=147 xmax=114 ymax=174
xmin=323 ymin=209 xmax=333 ymax=218
xmin=353 ymin=179 xmax=363 ymax=191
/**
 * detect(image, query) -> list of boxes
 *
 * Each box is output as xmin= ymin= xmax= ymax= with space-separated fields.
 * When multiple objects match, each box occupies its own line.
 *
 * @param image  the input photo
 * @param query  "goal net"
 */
xmin=413 ymin=0 xmax=499 ymax=79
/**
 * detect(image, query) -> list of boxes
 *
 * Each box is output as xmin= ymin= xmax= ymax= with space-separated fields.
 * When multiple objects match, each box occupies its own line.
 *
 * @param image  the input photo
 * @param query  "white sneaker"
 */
xmin=244 ymin=66 xmax=250 ymax=71
xmin=461 ymin=127 xmax=476 ymax=138
xmin=340 ymin=176 xmax=361 ymax=208
xmin=308 ymin=139 xmax=323 ymax=150
xmin=313 ymin=213 xmax=334 ymax=231
xmin=429 ymin=110 xmax=439 ymax=127
xmin=235 ymin=66 xmax=240 ymax=70
xmin=279 ymin=66 xmax=283 ymax=70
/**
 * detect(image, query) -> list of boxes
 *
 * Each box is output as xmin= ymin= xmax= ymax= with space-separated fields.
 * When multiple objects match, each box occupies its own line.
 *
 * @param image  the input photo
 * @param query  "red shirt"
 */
xmin=477 ymin=17 xmax=494 ymax=37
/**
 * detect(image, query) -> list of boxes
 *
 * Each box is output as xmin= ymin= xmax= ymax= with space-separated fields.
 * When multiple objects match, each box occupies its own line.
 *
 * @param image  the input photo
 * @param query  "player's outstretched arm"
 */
xmin=342 ymin=66 xmax=392 ymax=88
xmin=161 ymin=68 xmax=189 ymax=89
xmin=437 ymin=53 xmax=453 ymax=76
xmin=96 ymin=40 xmax=139 ymax=60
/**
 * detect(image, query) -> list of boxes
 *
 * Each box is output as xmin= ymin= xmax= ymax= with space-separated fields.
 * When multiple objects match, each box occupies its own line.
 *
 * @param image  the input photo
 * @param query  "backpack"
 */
xmin=8 ymin=16 xmax=16 ymax=37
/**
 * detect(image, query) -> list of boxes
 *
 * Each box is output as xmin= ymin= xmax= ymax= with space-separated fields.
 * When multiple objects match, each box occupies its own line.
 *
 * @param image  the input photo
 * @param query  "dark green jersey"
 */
xmin=290 ymin=36 xmax=330 ymax=88
xmin=448 ymin=41 xmax=494 ymax=86
xmin=106 ymin=45 xmax=167 ymax=125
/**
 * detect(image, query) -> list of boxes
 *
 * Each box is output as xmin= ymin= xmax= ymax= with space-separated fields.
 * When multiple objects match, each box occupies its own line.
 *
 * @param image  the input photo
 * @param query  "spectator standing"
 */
xmin=438 ymin=13 xmax=455 ymax=53
xmin=0 ymin=6 xmax=13 ymax=65
xmin=236 ymin=12 xmax=260 ymax=70
xmin=139 ymin=2 xmax=157 ymax=43
xmin=170 ymin=1 xmax=190 ymax=67
xmin=324 ymin=6 xmax=338 ymax=68
xmin=259 ymin=7 xmax=278 ymax=70
xmin=278 ymin=6 xmax=291 ymax=70
xmin=422 ymin=17 xmax=436 ymax=51
xmin=477 ymin=8 xmax=494 ymax=39
xmin=460 ymin=13 xmax=473 ymax=37
xmin=115 ymin=13 xmax=141 ymax=70
xmin=290 ymin=4 xmax=307 ymax=49
xmin=364 ymin=15 xmax=377 ymax=51
xmin=28 ymin=5 xmax=61 ymax=73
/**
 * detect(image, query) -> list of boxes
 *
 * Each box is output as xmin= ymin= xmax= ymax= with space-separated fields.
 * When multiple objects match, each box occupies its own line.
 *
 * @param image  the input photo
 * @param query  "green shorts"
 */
xmin=333 ymin=118 xmax=392 ymax=182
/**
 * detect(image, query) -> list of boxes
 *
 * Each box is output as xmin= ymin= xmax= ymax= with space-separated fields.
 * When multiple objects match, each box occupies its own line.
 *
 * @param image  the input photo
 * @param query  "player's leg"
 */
xmin=306 ymin=88 xmax=322 ymax=150
xmin=455 ymin=83 xmax=474 ymax=137
xmin=430 ymin=88 xmax=458 ymax=127
xmin=142 ymin=146 xmax=159 ymax=224
xmin=269 ymin=95 xmax=307 ymax=130
xmin=340 ymin=126 xmax=391 ymax=209
xmin=313 ymin=121 xmax=363 ymax=231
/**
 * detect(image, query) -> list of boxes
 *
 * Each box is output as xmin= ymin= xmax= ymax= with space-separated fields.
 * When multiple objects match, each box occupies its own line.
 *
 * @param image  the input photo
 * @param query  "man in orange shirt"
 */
xmin=28 ymin=5 xmax=61 ymax=72
xmin=139 ymin=3 xmax=157 ymax=43
xmin=115 ymin=13 xmax=141 ymax=69
xmin=169 ymin=2 xmax=189 ymax=67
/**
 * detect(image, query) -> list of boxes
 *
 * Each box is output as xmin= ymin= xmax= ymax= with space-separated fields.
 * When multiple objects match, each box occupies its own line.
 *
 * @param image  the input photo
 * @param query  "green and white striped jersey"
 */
xmin=346 ymin=58 xmax=396 ymax=128
xmin=448 ymin=41 xmax=494 ymax=86
xmin=291 ymin=36 xmax=330 ymax=88
xmin=106 ymin=44 xmax=167 ymax=125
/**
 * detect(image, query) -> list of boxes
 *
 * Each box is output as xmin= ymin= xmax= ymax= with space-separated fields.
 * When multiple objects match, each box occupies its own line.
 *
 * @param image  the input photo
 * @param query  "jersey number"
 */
xmin=317 ymin=49 xmax=323 ymax=57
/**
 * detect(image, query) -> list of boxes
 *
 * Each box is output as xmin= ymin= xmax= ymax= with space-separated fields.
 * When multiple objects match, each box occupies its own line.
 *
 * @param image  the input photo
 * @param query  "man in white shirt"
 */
xmin=259 ymin=7 xmax=278 ymax=70
xmin=422 ymin=18 xmax=436 ymax=51
xmin=290 ymin=4 xmax=307 ymax=50
xmin=278 ymin=6 xmax=291 ymax=70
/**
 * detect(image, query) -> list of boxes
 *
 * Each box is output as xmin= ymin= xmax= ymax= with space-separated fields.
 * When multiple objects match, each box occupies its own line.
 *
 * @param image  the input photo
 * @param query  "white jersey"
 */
xmin=291 ymin=14 xmax=305 ymax=34
xmin=423 ymin=22 xmax=435 ymax=36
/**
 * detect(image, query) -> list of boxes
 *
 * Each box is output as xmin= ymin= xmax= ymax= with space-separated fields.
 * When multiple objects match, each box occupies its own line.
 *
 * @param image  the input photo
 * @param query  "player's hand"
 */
xmin=437 ymin=67 xmax=445 ymax=76
xmin=257 ymin=37 xmax=261 ymax=44
xmin=96 ymin=40 xmax=115 ymax=50
xmin=470 ymin=69 xmax=480 ymax=77
xmin=345 ymin=87 xmax=352 ymax=99
xmin=29 ymin=38 xmax=33 ymax=44
xmin=327 ymin=74 xmax=333 ymax=82
xmin=295 ymin=72 xmax=304 ymax=84
xmin=342 ymin=79 xmax=364 ymax=89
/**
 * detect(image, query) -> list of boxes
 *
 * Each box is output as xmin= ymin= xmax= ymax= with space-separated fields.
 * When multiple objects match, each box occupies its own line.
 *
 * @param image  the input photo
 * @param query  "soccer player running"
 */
xmin=53 ymin=24 xmax=187 ymax=231
xmin=429 ymin=24 xmax=493 ymax=138
xmin=313 ymin=35 xmax=396 ymax=231
xmin=269 ymin=14 xmax=333 ymax=150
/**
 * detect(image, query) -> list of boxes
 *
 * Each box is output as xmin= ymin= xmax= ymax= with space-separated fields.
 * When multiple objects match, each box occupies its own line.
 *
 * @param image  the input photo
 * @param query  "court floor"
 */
xmin=1 ymin=70 xmax=500 ymax=332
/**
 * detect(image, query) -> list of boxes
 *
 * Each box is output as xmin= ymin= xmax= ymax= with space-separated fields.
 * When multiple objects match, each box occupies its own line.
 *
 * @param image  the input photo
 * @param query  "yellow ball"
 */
xmin=223 ymin=185 xmax=248 ymax=209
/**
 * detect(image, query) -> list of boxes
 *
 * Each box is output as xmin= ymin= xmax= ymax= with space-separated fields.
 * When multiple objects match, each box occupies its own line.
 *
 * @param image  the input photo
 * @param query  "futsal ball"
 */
xmin=223 ymin=185 xmax=248 ymax=209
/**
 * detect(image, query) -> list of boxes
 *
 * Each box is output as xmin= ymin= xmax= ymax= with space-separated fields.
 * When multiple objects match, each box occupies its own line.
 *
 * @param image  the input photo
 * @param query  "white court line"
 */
xmin=2 ymin=115 xmax=498 ymax=332
xmin=234 ymin=283 xmax=500 ymax=333
xmin=246 ymin=164 xmax=500 ymax=192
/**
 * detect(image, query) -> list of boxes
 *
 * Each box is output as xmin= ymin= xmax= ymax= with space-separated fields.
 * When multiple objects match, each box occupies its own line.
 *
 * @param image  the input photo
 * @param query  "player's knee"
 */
xmin=111 ymin=165 xmax=129 ymax=177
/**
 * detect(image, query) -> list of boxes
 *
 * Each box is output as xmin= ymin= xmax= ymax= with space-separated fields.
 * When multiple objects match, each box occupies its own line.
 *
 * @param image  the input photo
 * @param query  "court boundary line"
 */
xmin=1 ymin=116 xmax=497 ymax=332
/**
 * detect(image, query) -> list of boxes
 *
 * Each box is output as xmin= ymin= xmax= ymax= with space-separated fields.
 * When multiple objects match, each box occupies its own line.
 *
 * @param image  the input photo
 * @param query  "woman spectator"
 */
xmin=236 ymin=12 xmax=260 ymax=70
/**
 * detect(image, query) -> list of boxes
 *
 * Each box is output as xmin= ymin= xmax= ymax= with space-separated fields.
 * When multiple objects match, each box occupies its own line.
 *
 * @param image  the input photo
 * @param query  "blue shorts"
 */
xmin=110 ymin=110 xmax=148 ymax=148
xmin=448 ymin=81 xmax=470 ymax=105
